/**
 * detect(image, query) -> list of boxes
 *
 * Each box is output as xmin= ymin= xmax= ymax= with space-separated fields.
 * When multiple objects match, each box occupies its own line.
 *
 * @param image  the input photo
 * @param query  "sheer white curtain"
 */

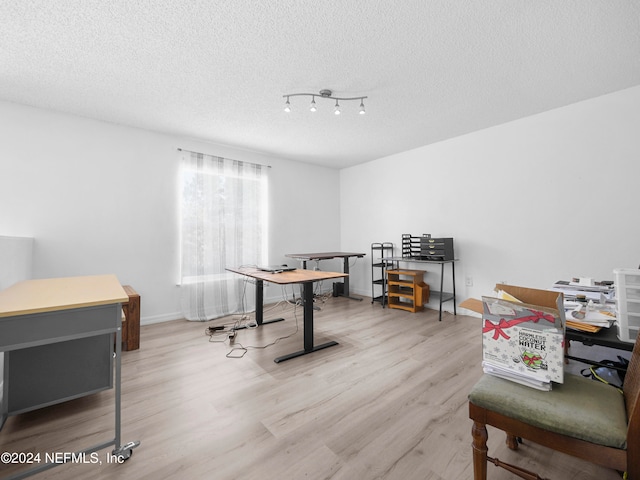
xmin=179 ymin=150 xmax=268 ymax=321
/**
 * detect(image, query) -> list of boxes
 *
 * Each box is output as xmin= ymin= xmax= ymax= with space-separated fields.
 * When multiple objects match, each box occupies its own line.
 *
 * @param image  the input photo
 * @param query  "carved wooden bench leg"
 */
xmin=472 ymin=420 xmax=488 ymax=480
xmin=506 ymin=433 xmax=519 ymax=450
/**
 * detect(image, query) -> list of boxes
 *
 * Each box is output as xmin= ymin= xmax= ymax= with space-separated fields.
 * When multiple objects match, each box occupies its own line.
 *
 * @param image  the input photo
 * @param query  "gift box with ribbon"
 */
xmin=462 ymin=284 xmax=566 ymax=388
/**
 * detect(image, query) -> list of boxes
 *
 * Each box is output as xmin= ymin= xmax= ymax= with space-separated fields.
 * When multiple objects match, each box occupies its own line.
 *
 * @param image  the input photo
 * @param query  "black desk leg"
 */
xmin=304 ymin=281 xmax=314 ymax=351
xmin=451 ymin=262 xmax=456 ymax=316
xmin=299 ymin=260 xmax=320 ymax=311
xmin=340 ymin=257 xmax=362 ymax=301
xmin=439 ymin=263 xmax=445 ymax=321
xmin=274 ymin=281 xmax=338 ymax=363
xmin=234 ymin=279 xmax=284 ymax=330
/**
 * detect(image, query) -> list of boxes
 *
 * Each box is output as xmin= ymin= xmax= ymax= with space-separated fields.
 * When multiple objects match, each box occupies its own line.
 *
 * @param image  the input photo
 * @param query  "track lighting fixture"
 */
xmin=283 ymin=89 xmax=367 ymax=115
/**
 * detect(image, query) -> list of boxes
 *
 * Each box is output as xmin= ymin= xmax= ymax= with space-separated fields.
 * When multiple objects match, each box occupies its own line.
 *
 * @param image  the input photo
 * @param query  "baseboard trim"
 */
xmin=141 ymin=312 xmax=184 ymax=326
xmin=141 ymin=286 xmax=339 ymax=326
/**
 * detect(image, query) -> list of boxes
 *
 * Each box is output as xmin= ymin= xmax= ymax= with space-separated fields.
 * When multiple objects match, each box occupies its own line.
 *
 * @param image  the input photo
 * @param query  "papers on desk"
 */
xmin=563 ymin=301 xmax=615 ymax=333
xmin=552 ymin=279 xmax=616 ymax=333
xmin=551 ymin=280 xmax=615 ymax=303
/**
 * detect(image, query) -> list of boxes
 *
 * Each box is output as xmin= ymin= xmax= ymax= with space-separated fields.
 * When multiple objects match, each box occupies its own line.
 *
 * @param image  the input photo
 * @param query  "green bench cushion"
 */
xmin=469 ymin=373 xmax=628 ymax=449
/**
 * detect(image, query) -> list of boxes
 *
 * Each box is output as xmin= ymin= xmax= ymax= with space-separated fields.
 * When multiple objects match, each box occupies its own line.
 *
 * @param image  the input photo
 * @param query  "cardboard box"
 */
xmin=461 ymin=284 xmax=565 ymax=385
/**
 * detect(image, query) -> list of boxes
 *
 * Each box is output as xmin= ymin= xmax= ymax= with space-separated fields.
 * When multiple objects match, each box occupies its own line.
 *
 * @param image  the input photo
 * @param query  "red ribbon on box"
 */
xmin=522 ymin=353 xmax=542 ymax=366
xmin=483 ymin=318 xmax=512 ymax=340
xmin=482 ymin=310 xmax=557 ymax=340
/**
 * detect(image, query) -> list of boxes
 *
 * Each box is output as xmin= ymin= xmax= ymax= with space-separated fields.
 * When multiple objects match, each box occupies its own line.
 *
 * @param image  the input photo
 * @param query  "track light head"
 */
xmin=309 ymin=96 xmax=317 ymax=112
xmin=284 ymin=96 xmax=291 ymax=113
xmin=334 ymin=99 xmax=341 ymax=115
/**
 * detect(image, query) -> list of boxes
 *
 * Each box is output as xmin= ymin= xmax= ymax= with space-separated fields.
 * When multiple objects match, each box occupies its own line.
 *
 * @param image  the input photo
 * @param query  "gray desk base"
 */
xmin=1 ymin=304 xmax=140 ymax=479
xmin=274 ymin=281 xmax=338 ymax=363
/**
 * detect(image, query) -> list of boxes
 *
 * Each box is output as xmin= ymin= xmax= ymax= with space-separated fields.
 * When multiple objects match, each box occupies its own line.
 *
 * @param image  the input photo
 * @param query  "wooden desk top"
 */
xmin=0 ymin=274 xmax=128 ymax=318
xmin=286 ymin=252 xmax=366 ymax=260
xmin=226 ymin=267 xmax=347 ymax=285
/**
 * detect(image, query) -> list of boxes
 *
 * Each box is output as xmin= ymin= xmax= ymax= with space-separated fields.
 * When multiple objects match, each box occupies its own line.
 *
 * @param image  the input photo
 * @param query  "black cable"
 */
xmin=226 ymin=284 xmax=301 ymax=359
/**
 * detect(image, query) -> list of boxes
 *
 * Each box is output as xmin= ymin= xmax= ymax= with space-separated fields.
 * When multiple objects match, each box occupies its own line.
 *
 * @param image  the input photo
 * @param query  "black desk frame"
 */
xmin=273 ymin=281 xmax=338 ymax=363
xmin=565 ymin=327 xmax=633 ymax=371
xmin=232 ymin=278 xmax=286 ymax=331
xmin=227 ymin=268 xmax=344 ymax=363
xmin=382 ymin=257 xmax=457 ymax=321
xmin=285 ymin=252 xmax=365 ymax=301
xmin=566 ymin=327 xmax=634 ymax=352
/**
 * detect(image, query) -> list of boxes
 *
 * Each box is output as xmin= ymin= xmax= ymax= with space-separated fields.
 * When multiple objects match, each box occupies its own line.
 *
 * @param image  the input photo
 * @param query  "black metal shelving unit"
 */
xmin=371 ymin=242 xmax=396 ymax=307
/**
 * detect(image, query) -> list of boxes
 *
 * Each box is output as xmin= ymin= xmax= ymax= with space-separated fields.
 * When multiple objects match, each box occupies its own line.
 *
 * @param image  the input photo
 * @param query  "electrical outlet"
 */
xmin=465 ymin=276 xmax=473 ymax=287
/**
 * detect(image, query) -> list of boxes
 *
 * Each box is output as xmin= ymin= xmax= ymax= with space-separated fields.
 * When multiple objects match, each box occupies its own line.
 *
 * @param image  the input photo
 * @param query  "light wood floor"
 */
xmin=0 ymin=296 xmax=624 ymax=479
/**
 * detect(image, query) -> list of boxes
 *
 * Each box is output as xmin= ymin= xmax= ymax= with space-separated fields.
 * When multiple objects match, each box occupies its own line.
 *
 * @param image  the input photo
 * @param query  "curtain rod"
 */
xmin=177 ymin=148 xmax=272 ymax=168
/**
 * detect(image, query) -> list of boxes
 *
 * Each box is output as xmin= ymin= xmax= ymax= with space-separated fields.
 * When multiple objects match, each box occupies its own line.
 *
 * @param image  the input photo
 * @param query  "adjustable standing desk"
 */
xmin=226 ymin=267 xmax=346 ymax=363
xmin=285 ymin=252 xmax=365 ymax=301
xmin=0 ymin=275 xmax=140 ymax=478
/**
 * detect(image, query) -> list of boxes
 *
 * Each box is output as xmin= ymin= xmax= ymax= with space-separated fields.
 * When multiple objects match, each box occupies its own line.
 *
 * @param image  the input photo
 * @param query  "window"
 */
xmin=179 ymin=150 xmax=268 ymax=320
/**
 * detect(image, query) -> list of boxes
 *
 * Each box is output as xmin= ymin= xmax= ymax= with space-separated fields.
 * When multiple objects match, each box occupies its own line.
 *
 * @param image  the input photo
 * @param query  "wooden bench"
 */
xmin=121 ymin=285 xmax=140 ymax=351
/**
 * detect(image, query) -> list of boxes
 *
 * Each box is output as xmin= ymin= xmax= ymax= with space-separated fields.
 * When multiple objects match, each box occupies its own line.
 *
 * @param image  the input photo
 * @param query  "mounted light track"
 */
xmin=283 ymin=89 xmax=367 ymax=115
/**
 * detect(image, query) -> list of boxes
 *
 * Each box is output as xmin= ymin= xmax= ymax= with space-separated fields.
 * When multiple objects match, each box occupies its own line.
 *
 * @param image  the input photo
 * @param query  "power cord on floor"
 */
xmin=205 ymin=322 xmax=239 ymax=343
xmin=225 ymin=304 xmax=300 ymax=359
xmin=224 ymin=284 xmax=301 ymax=358
xmin=204 ymin=282 xmax=328 ymax=359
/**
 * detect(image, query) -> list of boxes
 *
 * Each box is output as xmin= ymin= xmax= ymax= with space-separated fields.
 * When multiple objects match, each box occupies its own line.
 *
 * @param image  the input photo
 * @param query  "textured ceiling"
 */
xmin=1 ymin=1 xmax=639 ymax=169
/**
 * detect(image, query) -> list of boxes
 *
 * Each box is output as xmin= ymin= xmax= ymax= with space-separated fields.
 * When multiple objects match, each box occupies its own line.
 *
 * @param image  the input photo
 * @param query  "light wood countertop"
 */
xmin=0 ymin=274 xmax=128 ymax=318
xmin=226 ymin=267 xmax=347 ymax=285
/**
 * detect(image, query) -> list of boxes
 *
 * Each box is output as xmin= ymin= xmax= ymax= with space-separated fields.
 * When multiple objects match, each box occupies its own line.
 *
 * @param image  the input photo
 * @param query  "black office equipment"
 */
xmin=257 ymin=265 xmax=296 ymax=273
xmin=402 ymin=234 xmax=454 ymax=261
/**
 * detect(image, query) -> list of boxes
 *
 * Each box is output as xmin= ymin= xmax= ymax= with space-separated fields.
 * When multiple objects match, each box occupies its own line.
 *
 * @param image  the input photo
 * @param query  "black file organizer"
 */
xmin=402 ymin=234 xmax=454 ymax=261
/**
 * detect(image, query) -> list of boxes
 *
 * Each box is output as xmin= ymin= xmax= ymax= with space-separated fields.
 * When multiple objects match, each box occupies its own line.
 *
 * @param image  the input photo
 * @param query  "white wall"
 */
xmin=3 ymin=85 xmax=637 ymax=322
xmin=340 ymin=86 xmax=640 ymax=313
xmin=0 ymin=234 xmax=33 ymax=403
xmin=0 ymin=101 xmax=341 ymax=324
xmin=0 ymin=235 xmax=33 ymax=290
